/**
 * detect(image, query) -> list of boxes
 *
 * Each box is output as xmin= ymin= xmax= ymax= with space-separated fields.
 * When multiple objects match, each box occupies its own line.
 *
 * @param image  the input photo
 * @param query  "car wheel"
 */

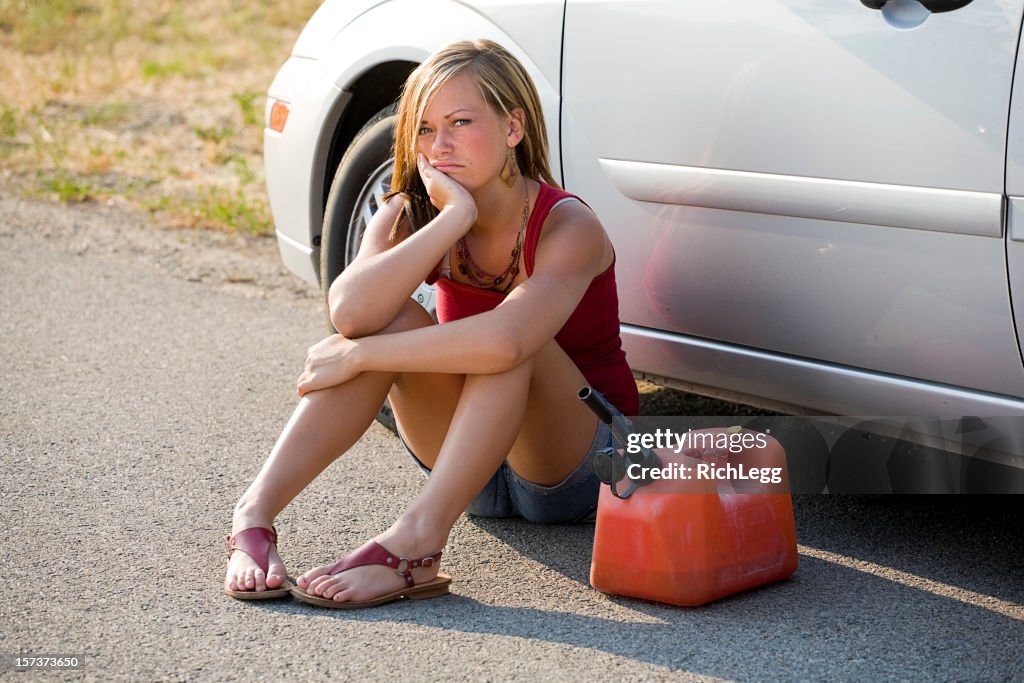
xmin=320 ymin=105 xmax=436 ymax=433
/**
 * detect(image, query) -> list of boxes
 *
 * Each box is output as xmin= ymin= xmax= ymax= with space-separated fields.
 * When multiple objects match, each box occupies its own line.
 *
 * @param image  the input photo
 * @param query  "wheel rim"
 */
xmin=345 ymin=158 xmax=437 ymax=316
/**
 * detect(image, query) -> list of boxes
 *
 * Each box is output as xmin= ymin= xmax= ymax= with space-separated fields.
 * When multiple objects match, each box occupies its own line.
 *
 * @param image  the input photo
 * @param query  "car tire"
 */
xmin=320 ymin=105 xmax=435 ymax=435
xmin=320 ymin=104 xmax=399 ymax=309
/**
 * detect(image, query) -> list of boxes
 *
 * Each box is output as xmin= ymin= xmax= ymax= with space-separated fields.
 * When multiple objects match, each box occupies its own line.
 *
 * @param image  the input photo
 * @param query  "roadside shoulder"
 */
xmin=0 ymin=192 xmax=321 ymax=307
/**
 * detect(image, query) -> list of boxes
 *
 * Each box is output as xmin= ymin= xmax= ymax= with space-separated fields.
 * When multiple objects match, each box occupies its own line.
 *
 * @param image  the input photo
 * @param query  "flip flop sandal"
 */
xmin=291 ymin=541 xmax=452 ymax=609
xmin=224 ymin=526 xmax=295 ymax=600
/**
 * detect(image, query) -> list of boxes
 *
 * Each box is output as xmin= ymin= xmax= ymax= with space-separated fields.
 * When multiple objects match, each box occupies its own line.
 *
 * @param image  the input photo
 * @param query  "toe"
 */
xmin=309 ymin=575 xmax=332 ymax=595
xmin=228 ymin=570 xmax=246 ymax=592
xmin=253 ymin=568 xmax=267 ymax=592
xmin=266 ymin=564 xmax=286 ymax=589
xmin=322 ymin=578 xmax=346 ymax=599
xmin=244 ymin=568 xmax=256 ymax=589
xmin=298 ymin=564 xmax=331 ymax=588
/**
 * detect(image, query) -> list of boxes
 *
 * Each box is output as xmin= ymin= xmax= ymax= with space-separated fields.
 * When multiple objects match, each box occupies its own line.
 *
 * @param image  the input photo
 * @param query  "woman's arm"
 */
xmin=328 ymin=155 xmax=477 ymax=338
xmin=329 ymin=201 xmax=473 ymax=337
xmin=298 ymin=201 xmax=610 ymax=394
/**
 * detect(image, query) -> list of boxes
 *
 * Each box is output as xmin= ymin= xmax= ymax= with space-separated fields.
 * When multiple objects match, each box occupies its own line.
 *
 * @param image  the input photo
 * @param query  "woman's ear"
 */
xmin=507 ymin=107 xmax=526 ymax=146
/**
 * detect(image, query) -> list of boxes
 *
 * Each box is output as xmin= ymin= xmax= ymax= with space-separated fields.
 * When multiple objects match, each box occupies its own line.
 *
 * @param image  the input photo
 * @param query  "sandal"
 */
xmin=224 ymin=526 xmax=295 ymax=600
xmin=291 ymin=541 xmax=452 ymax=609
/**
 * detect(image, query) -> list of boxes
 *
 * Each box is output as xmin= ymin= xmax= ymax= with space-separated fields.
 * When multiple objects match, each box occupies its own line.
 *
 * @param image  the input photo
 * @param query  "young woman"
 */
xmin=224 ymin=39 xmax=639 ymax=608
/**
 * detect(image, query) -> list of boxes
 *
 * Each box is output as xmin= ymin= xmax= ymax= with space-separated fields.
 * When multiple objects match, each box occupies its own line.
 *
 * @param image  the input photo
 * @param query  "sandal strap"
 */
xmin=225 ymin=526 xmax=278 ymax=574
xmin=326 ymin=541 xmax=442 ymax=588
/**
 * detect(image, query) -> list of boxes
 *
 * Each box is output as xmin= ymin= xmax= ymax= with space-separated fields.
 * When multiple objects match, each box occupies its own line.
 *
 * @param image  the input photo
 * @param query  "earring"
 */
xmin=500 ymin=147 xmax=519 ymax=188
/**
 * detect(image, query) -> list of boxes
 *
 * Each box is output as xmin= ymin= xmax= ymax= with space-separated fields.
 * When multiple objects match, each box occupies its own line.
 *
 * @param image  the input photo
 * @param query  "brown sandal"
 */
xmin=224 ymin=526 xmax=294 ymax=600
xmin=291 ymin=541 xmax=452 ymax=609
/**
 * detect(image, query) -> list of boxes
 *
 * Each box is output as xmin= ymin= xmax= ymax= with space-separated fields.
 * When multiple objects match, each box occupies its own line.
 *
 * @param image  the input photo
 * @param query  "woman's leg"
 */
xmin=225 ymin=301 xmax=462 ymax=594
xmin=297 ymin=337 xmax=599 ymax=603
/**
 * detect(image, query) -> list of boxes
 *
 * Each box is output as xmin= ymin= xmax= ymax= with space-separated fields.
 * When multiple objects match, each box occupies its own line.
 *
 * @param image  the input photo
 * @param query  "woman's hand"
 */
xmin=417 ymin=153 xmax=478 ymax=223
xmin=296 ymin=333 xmax=363 ymax=397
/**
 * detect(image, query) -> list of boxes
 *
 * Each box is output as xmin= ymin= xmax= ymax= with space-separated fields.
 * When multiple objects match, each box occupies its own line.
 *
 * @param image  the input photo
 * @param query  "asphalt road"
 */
xmin=2 ymin=197 xmax=1023 ymax=682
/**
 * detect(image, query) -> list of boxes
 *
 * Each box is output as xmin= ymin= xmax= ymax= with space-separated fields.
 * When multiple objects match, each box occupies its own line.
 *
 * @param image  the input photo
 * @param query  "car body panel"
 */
xmin=1001 ymin=22 xmax=1024 ymax=378
xmin=563 ymin=0 xmax=1020 ymax=190
xmin=292 ymin=0 xmax=389 ymax=60
xmin=561 ymin=0 xmax=1024 ymax=402
xmin=265 ymin=56 xmax=344 ymax=285
xmin=623 ymin=324 xmax=1024 ymax=418
xmin=1002 ymin=200 xmax=1024 ymax=374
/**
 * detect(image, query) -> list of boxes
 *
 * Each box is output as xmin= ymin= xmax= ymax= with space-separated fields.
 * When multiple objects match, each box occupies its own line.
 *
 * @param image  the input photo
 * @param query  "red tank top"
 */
xmin=426 ymin=182 xmax=640 ymax=415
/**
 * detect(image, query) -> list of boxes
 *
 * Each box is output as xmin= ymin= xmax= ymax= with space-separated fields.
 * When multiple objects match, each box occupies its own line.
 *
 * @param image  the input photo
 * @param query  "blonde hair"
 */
xmin=385 ymin=39 xmax=559 ymax=238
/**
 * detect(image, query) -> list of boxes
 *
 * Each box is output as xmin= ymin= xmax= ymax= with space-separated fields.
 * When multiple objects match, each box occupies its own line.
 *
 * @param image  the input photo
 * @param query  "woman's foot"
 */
xmin=296 ymin=523 xmax=446 ymax=605
xmin=224 ymin=518 xmax=290 ymax=596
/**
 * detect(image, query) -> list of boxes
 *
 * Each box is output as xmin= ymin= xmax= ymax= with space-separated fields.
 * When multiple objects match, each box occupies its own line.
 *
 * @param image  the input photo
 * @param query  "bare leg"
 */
xmin=225 ymin=301 xmax=461 ymax=594
xmin=297 ymin=338 xmax=599 ymax=603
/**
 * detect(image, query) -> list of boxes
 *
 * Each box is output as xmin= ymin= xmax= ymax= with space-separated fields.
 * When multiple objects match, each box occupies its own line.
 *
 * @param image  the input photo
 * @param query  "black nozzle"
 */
xmin=579 ymin=386 xmax=614 ymax=425
xmin=578 ymin=385 xmax=663 ymax=498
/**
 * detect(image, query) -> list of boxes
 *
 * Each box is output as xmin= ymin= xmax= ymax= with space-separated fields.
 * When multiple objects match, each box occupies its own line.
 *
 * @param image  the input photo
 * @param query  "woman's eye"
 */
xmin=418 ymin=126 xmax=433 ymax=135
xmin=453 ymin=119 xmax=471 ymax=127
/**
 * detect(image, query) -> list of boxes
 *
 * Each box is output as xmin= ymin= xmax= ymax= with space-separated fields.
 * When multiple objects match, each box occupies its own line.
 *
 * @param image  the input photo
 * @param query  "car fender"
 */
xmin=320 ymin=2 xmax=562 ymax=139
xmin=291 ymin=0 xmax=390 ymax=60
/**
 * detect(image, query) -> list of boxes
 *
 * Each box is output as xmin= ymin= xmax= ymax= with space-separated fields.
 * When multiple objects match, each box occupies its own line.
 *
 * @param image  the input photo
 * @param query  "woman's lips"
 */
xmin=431 ymin=162 xmax=462 ymax=172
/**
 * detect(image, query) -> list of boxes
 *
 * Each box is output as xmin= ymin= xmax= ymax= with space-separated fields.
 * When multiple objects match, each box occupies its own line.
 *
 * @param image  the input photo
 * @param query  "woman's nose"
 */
xmin=431 ymin=128 xmax=453 ymax=155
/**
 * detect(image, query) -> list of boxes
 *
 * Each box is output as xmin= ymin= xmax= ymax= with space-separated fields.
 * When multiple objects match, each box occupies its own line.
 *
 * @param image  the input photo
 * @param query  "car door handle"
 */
xmin=861 ymin=0 xmax=973 ymax=12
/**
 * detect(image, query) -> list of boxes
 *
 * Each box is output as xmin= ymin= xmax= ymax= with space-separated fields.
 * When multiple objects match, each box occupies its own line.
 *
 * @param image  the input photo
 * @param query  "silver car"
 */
xmin=263 ymin=0 xmax=1024 ymax=488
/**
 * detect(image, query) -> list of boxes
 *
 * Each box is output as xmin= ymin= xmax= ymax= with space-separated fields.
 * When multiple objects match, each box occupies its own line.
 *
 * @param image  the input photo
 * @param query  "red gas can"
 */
xmin=589 ymin=427 xmax=798 ymax=606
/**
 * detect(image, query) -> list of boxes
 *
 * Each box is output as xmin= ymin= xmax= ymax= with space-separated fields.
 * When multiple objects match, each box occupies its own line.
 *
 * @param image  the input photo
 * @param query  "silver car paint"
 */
xmin=1002 ymin=16 xmax=1024 ymax=388
xmin=561 ymin=0 xmax=1024 ymax=408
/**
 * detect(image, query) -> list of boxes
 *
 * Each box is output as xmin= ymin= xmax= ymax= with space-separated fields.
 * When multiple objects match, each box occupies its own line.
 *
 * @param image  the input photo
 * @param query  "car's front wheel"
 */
xmin=319 ymin=105 xmax=436 ymax=432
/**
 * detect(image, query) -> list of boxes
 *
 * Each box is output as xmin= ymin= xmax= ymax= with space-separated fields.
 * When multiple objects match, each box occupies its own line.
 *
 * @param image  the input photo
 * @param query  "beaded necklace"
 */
xmin=455 ymin=181 xmax=530 ymax=293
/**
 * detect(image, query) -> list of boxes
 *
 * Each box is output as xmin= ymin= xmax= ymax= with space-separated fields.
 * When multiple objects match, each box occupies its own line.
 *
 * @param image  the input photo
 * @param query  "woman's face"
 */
xmin=417 ymin=71 xmax=523 ymax=192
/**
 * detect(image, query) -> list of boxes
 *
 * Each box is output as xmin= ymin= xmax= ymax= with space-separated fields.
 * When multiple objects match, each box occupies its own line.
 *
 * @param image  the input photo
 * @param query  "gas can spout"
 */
xmin=578 ymin=386 xmax=662 ymax=497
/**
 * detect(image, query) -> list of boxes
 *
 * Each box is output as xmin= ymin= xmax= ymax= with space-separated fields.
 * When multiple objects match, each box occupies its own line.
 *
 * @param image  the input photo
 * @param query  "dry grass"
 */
xmin=0 ymin=0 xmax=321 ymax=233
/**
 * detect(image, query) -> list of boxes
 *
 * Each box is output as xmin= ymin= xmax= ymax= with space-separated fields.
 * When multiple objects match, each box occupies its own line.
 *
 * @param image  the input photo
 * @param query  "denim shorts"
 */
xmin=398 ymin=413 xmax=616 ymax=525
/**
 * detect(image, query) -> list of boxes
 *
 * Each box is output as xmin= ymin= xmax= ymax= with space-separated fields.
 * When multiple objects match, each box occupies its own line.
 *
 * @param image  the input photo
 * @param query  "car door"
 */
xmin=561 ymin=0 xmax=1024 ymax=401
xmin=1003 ymin=14 xmax=1024 ymax=381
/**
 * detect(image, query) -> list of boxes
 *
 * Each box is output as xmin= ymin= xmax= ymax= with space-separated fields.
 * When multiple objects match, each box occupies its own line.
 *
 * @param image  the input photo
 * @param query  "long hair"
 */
xmin=384 ymin=39 xmax=559 ymax=239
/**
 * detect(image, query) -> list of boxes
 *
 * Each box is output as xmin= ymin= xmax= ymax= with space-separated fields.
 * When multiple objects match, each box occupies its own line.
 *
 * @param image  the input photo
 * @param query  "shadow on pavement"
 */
xmin=254 ymin=496 xmax=1024 ymax=680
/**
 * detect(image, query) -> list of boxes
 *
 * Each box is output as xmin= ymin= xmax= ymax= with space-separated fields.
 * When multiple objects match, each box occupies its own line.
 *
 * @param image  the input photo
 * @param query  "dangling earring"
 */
xmin=500 ymin=146 xmax=519 ymax=188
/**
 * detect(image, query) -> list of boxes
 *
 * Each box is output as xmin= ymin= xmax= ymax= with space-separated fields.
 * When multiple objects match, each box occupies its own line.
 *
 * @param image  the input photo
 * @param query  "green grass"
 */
xmin=194 ymin=187 xmax=272 ymax=234
xmin=200 ymin=187 xmax=268 ymax=235
xmin=193 ymin=125 xmax=237 ymax=144
xmin=0 ymin=106 xmax=17 ymax=139
xmin=138 ymin=5 xmax=190 ymax=44
xmin=43 ymin=169 xmax=98 ymax=202
xmin=82 ymin=101 xmax=128 ymax=126
xmin=1 ymin=0 xmax=318 ymax=235
xmin=147 ymin=187 xmax=273 ymax=235
xmin=141 ymin=58 xmax=186 ymax=80
xmin=0 ymin=0 xmax=97 ymax=53
xmin=232 ymin=91 xmax=262 ymax=127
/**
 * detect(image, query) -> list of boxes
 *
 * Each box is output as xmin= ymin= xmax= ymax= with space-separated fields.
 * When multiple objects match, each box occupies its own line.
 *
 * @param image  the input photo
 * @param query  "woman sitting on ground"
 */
xmin=224 ymin=39 xmax=639 ymax=608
